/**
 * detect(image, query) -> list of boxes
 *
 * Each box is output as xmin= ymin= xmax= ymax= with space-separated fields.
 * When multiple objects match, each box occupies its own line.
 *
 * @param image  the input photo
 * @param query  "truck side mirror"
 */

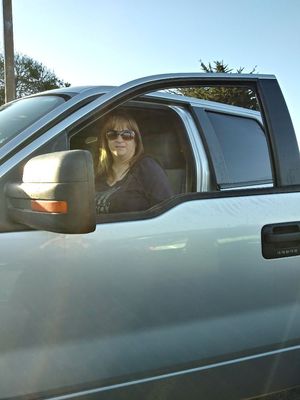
xmin=5 ymin=150 xmax=96 ymax=234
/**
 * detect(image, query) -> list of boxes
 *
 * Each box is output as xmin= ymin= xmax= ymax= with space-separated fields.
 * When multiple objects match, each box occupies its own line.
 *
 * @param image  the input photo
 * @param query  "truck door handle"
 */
xmin=265 ymin=231 xmax=300 ymax=243
xmin=262 ymin=222 xmax=300 ymax=259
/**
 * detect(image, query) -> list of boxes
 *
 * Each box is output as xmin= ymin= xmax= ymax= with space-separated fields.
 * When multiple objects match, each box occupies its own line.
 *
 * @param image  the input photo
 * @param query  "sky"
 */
xmin=1 ymin=0 xmax=300 ymax=140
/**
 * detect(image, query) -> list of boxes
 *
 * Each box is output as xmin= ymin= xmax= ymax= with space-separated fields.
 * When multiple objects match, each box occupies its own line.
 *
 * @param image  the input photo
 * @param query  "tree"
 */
xmin=0 ymin=53 xmax=70 ymax=105
xmin=176 ymin=60 xmax=259 ymax=110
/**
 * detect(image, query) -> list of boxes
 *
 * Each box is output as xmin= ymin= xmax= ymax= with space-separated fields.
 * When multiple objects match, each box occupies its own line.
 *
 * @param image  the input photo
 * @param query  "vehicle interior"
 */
xmin=69 ymin=101 xmax=196 ymax=195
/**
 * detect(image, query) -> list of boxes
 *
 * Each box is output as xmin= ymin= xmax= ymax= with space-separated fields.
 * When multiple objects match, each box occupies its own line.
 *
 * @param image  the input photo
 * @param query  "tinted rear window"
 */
xmin=207 ymin=111 xmax=273 ymax=187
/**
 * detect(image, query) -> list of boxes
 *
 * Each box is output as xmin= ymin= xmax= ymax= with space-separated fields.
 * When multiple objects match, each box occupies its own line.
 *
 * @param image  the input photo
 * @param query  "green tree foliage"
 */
xmin=177 ymin=60 xmax=259 ymax=110
xmin=0 ymin=53 xmax=70 ymax=104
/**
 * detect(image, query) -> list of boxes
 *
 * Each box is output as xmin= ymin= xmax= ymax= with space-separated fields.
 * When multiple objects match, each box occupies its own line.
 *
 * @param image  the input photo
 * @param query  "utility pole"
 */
xmin=2 ymin=0 xmax=15 ymax=102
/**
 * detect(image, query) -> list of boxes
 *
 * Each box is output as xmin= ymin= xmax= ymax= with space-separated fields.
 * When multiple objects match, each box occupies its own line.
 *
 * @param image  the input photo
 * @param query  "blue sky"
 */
xmin=1 ymin=0 xmax=300 ymax=139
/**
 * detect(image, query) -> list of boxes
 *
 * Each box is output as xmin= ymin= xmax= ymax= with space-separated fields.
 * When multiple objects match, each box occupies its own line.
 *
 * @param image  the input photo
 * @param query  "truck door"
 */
xmin=0 ymin=74 xmax=299 ymax=400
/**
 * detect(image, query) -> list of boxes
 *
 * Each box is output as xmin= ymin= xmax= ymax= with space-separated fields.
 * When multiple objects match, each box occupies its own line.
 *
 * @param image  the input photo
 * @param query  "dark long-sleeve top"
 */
xmin=95 ymin=156 xmax=173 ymax=214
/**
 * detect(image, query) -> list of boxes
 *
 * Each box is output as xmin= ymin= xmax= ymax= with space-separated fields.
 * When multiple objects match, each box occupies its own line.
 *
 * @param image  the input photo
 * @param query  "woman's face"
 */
xmin=106 ymin=121 xmax=137 ymax=162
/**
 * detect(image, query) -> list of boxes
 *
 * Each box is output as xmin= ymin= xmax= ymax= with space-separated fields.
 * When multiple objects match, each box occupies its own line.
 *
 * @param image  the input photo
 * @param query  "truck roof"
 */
xmin=35 ymin=84 xmax=261 ymax=119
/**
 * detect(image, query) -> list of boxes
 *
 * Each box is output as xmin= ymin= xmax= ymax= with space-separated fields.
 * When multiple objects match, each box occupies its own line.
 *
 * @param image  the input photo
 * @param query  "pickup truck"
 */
xmin=0 ymin=73 xmax=299 ymax=400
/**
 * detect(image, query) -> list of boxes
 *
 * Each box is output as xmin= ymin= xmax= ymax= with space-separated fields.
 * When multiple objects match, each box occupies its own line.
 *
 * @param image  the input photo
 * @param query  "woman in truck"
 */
xmin=95 ymin=112 xmax=173 ymax=214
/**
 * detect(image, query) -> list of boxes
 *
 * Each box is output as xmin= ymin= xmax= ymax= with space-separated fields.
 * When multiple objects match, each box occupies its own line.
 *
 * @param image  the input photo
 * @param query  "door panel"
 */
xmin=0 ymin=192 xmax=300 ymax=398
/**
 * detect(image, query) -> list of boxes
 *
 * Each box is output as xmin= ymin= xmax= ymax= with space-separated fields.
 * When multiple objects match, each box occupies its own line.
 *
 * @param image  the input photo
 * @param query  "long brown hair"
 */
xmin=97 ymin=111 xmax=144 ymax=179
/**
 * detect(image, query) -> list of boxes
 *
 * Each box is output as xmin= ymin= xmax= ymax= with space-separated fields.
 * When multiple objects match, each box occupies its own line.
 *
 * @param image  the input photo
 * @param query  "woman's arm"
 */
xmin=135 ymin=156 xmax=174 ymax=207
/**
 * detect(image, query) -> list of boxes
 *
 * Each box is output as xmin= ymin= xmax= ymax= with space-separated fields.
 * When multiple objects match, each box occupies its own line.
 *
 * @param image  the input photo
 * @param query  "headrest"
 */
xmin=142 ymin=131 xmax=185 ymax=169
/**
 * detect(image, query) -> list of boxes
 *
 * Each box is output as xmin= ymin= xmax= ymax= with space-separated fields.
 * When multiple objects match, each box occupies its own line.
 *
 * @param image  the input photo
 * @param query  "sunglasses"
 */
xmin=106 ymin=130 xmax=136 ymax=141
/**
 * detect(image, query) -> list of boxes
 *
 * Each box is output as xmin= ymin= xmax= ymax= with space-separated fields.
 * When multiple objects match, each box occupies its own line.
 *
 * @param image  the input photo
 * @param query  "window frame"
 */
xmin=68 ymin=99 xmax=198 ymax=222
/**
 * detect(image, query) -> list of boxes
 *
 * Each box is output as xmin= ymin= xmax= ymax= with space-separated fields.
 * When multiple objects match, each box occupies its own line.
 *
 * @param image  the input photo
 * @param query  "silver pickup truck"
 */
xmin=0 ymin=74 xmax=300 ymax=400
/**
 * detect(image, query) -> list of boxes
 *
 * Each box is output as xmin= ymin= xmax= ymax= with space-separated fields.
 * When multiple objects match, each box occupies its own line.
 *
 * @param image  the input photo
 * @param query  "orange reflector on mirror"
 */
xmin=31 ymin=200 xmax=68 ymax=214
